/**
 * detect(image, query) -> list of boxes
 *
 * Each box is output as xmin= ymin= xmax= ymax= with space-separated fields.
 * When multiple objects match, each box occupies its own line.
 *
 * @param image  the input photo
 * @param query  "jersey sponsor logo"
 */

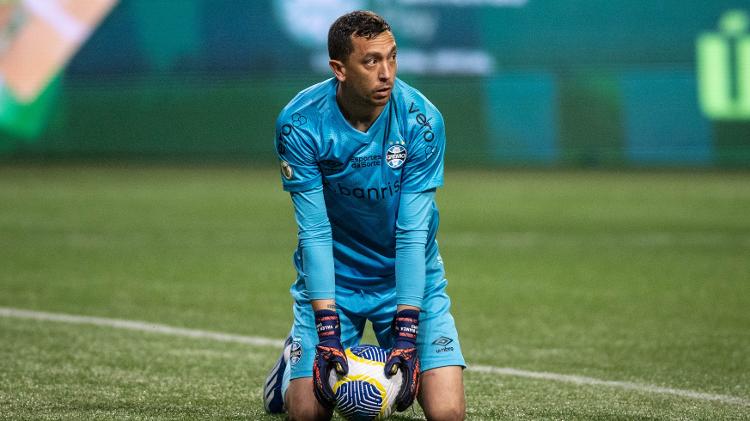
xmin=425 ymin=145 xmax=438 ymax=159
xmin=276 ymin=113 xmax=306 ymax=156
xmin=350 ymin=154 xmax=381 ymax=169
xmin=386 ymin=144 xmax=407 ymax=169
xmin=276 ymin=123 xmax=292 ymax=155
xmin=280 ymin=160 xmax=293 ymax=179
xmin=318 ymin=159 xmax=345 ymax=175
xmin=291 ymin=112 xmax=307 ymax=127
xmin=408 ymin=101 xmax=435 ymax=143
xmin=325 ymin=180 xmax=401 ymax=201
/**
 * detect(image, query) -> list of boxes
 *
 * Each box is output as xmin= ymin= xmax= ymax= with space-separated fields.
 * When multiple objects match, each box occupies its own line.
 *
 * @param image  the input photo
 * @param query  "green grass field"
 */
xmin=1 ymin=165 xmax=749 ymax=420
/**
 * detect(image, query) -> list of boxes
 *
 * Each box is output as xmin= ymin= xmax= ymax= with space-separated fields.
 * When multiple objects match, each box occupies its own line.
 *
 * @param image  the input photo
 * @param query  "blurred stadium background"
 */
xmin=1 ymin=0 xmax=749 ymax=167
xmin=1 ymin=1 xmax=749 ymax=419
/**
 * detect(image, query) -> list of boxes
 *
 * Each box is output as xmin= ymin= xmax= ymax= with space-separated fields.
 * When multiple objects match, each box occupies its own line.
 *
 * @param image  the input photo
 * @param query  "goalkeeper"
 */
xmin=263 ymin=10 xmax=465 ymax=421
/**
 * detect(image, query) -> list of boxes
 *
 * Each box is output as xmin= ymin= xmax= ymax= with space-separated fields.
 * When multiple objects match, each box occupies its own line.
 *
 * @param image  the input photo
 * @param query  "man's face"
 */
xmin=341 ymin=31 xmax=397 ymax=107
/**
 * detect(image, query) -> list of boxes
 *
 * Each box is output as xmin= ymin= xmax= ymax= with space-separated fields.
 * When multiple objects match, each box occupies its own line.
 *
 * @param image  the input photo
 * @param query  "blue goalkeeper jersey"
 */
xmin=274 ymin=77 xmax=446 ymax=293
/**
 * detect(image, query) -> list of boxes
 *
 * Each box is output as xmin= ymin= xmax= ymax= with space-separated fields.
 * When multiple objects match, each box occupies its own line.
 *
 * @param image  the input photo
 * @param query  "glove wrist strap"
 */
xmin=393 ymin=308 xmax=419 ymax=345
xmin=314 ymin=309 xmax=341 ymax=341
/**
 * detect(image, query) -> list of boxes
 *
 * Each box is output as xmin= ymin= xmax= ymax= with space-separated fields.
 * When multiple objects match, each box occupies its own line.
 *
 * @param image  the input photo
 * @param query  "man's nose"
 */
xmin=379 ymin=61 xmax=393 ymax=81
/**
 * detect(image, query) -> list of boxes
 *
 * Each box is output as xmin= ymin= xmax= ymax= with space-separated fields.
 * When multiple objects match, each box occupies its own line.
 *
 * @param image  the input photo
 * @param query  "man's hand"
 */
xmin=384 ymin=308 xmax=420 ymax=412
xmin=312 ymin=309 xmax=348 ymax=410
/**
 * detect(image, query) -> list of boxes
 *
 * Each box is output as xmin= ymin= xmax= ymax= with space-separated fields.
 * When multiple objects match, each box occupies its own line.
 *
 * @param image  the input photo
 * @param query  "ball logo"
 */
xmin=386 ymin=144 xmax=407 ymax=169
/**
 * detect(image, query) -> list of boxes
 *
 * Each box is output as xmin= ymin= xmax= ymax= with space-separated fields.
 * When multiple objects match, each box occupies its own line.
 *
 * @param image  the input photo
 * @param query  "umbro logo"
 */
xmin=432 ymin=336 xmax=453 ymax=346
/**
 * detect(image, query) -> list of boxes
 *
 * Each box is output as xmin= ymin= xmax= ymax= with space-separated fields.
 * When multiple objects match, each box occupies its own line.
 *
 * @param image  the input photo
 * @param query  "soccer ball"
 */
xmin=328 ymin=344 xmax=403 ymax=420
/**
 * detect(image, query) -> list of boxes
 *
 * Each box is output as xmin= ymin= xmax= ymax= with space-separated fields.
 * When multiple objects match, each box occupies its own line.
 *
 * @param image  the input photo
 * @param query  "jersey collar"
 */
xmin=329 ymin=80 xmax=392 ymax=143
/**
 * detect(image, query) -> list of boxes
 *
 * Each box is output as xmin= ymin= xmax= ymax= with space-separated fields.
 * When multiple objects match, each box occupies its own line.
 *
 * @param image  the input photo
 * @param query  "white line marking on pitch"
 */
xmin=0 ymin=307 xmax=283 ymax=348
xmin=1 ymin=307 xmax=748 ymax=407
xmin=469 ymin=366 xmax=749 ymax=406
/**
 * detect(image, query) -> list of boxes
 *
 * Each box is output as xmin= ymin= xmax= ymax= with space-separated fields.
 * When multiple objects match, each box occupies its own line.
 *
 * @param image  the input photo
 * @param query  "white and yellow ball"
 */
xmin=328 ymin=345 xmax=403 ymax=421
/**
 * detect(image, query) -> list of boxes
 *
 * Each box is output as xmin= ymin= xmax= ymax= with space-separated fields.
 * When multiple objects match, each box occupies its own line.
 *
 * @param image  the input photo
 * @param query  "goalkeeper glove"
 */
xmin=312 ymin=309 xmax=348 ymax=410
xmin=384 ymin=308 xmax=421 ymax=412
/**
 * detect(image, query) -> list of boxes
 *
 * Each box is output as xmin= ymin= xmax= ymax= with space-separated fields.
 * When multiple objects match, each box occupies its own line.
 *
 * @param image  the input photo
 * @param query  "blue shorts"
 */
xmin=281 ymin=278 xmax=465 ymax=395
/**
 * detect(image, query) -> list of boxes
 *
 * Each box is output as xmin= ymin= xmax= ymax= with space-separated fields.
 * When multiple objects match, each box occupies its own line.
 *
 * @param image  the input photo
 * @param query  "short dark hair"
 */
xmin=328 ymin=11 xmax=391 ymax=61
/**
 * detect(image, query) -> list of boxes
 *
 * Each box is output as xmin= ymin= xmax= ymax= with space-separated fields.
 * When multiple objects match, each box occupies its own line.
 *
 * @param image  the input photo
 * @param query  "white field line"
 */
xmin=0 ymin=307 xmax=283 ymax=348
xmin=470 ymin=365 xmax=749 ymax=406
xmin=1 ymin=306 xmax=748 ymax=407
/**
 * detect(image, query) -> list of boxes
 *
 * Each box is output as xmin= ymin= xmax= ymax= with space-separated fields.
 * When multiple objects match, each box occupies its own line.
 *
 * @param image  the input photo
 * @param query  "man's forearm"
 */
xmin=394 ymin=191 xmax=434 ymax=308
xmin=292 ymin=187 xmax=336 ymax=300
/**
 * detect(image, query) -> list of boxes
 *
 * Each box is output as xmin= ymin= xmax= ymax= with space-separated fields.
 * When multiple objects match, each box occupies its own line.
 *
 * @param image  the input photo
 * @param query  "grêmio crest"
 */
xmin=386 ymin=143 xmax=407 ymax=169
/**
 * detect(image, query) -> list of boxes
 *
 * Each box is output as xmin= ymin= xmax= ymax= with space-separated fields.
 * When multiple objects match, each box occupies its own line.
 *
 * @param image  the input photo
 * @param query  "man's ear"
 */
xmin=329 ymin=59 xmax=346 ymax=82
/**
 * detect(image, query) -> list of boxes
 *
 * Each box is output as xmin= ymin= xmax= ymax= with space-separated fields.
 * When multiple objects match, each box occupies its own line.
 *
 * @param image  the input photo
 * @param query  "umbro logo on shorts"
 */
xmin=433 ymin=336 xmax=455 ymax=353
xmin=432 ymin=336 xmax=453 ymax=346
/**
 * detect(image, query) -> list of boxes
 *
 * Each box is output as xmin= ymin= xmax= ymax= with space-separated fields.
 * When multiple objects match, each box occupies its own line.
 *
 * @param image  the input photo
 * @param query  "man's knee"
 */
xmin=287 ymin=402 xmax=330 ymax=421
xmin=421 ymin=390 xmax=466 ymax=421
xmin=285 ymin=378 xmax=332 ymax=421
xmin=422 ymin=400 xmax=465 ymax=421
xmin=418 ymin=365 xmax=466 ymax=421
